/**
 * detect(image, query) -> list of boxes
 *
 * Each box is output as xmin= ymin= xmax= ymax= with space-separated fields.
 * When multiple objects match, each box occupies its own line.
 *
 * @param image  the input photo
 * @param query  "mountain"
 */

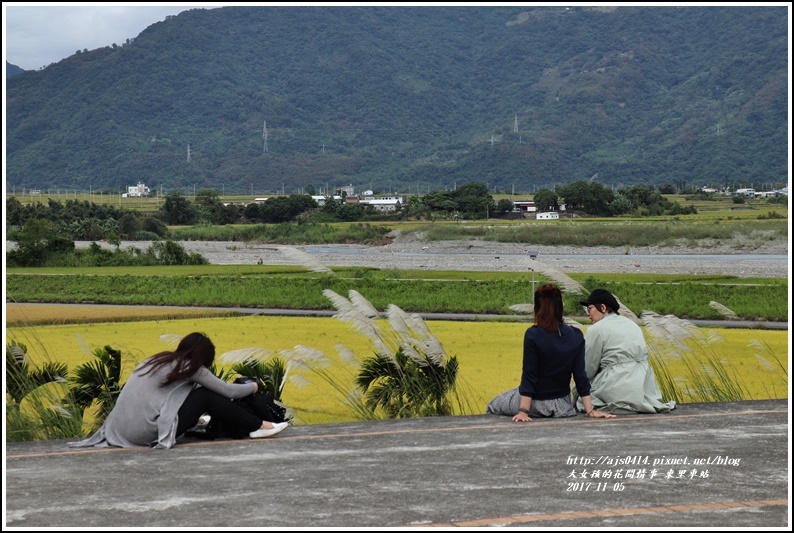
xmin=5 ymin=6 xmax=788 ymax=195
xmin=6 ymin=61 xmax=26 ymax=78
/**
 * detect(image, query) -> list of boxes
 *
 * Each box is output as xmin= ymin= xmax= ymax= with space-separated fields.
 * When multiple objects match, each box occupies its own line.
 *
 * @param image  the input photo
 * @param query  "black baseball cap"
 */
xmin=580 ymin=289 xmax=620 ymax=314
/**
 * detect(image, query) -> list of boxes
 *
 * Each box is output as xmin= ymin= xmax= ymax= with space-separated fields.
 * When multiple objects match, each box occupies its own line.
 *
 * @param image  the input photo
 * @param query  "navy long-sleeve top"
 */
xmin=518 ymin=323 xmax=591 ymax=401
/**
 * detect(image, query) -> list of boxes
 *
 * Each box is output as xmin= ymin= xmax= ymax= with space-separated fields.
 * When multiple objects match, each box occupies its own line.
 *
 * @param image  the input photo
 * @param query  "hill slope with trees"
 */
xmin=6 ymin=6 xmax=788 ymax=194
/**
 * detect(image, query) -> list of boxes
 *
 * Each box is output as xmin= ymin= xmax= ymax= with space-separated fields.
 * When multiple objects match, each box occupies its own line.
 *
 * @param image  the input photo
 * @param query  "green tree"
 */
xmin=70 ymin=345 xmax=124 ymax=426
xmin=146 ymin=240 xmax=209 ymax=265
xmin=161 ymin=192 xmax=197 ymax=225
xmin=532 ymin=188 xmax=558 ymax=212
xmin=6 ymin=342 xmax=68 ymax=407
xmin=118 ymin=213 xmax=140 ymax=238
xmin=7 ymin=218 xmax=74 ymax=266
xmin=324 ymin=289 xmax=463 ymax=419
xmin=453 ymin=182 xmax=493 ymax=219
xmin=557 ymin=181 xmax=613 ymax=216
xmin=6 ymin=341 xmax=82 ymax=442
xmin=609 ymin=191 xmax=635 ymax=216
xmin=194 ymin=189 xmax=228 ymax=224
xmin=496 ymin=198 xmax=514 ymax=214
xmin=139 ymin=216 xmax=169 ymax=238
xmin=230 ymin=357 xmax=289 ymax=404
xmin=356 ymin=348 xmax=459 ymax=418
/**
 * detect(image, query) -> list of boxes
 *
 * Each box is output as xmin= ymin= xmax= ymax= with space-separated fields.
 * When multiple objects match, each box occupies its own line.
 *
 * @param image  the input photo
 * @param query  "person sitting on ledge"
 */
xmin=69 ymin=332 xmax=288 ymax=449
xmin=486 ymin=284 xmax=615 ymax=422
xmin=573 ymin=288 xmax=676 ymax=415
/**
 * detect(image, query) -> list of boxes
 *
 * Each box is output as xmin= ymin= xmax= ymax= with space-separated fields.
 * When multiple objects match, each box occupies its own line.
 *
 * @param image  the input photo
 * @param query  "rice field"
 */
xmin=7 ymin=310 xmax=788 ymax=426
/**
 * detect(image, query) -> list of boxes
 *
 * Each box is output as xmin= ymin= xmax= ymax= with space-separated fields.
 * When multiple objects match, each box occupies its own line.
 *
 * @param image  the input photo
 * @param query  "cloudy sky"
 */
xmin=3 ymin=3 xmax=220 ymax=71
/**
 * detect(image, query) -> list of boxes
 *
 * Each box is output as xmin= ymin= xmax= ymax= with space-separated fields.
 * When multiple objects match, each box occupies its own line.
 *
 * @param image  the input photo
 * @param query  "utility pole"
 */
xmin=263 ymin=121 xmax=268 ymax=153
xmin=187 ymin=144 xmax=191 ymax=162
xmin=514 ymin=114 xmax=519 ymax=133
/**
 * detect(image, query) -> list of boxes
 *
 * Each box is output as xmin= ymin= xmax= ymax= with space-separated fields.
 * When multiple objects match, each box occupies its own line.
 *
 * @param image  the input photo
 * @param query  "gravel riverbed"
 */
xmin=63 ymin=231 xmax=789 ymax=278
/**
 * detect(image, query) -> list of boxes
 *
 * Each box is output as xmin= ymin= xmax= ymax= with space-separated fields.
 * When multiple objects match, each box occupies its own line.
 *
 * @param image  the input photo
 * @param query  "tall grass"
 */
xmin=170 ymin=222 xmax=392 ymax=244
xmin=640 ymin=309 xmax=778 ymax=404
xmin=748 ymin=339 xmax=789 ymax=400
xmin=423 ymin=219 xmax=788 ymax=248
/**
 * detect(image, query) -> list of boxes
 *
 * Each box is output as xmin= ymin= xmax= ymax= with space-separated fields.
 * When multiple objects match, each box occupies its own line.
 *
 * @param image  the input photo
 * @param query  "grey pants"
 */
xmin=485 ymin=388 xmax=578 ymax=418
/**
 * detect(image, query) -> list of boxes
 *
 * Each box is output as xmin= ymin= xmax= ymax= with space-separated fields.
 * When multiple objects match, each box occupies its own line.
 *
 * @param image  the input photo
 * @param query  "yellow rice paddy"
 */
xmin=6 ymin=305 xmax=788 ymax=426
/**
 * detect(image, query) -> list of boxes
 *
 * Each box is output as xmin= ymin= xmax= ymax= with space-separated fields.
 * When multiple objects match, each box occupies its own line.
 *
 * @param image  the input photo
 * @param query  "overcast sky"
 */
xmin=3 ymin=3 xmax=220 ymax=71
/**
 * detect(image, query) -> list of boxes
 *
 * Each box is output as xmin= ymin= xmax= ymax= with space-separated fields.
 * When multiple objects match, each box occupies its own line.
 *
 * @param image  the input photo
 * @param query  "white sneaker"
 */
xmin=249 ymin=422 xmax=288 ymax=439
xmin=187 ymin=415 xmax=211 ymax=432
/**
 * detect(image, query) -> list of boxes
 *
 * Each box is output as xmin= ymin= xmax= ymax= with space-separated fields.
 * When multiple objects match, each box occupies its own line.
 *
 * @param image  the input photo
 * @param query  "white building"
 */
xmin=122 ymin=182 xmax=150 ymax=197
xmin=536 ymin=212 xmax=560 ymax=220
xmin=311 ymin=195 xmax=342 ymax=207
xmin=359 ymin=198 xmax=402 ymax=212
xmin=338 ymin=184 xmax=355 ymax=197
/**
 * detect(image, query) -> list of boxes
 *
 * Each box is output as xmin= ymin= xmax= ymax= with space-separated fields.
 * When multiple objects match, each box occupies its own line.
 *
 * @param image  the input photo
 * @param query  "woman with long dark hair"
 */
xmin=70 ymin=332 xmax=287 ymax=449
xmin=486 ymin=284 xmax=615 ymax=422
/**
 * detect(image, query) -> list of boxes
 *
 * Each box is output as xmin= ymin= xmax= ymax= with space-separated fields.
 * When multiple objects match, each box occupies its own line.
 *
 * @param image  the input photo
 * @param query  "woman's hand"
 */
xmin=251 ymin=381 xmax=258 ymax=394
xmin=587 ymin=409 xmax=615 ymax=419
xmin=512 ymin=412 xmax=532 ymax=423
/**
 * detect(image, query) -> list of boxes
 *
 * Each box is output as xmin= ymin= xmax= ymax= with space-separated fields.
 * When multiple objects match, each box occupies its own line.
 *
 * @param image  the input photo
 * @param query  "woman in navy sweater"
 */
xmin=512 ymin=284 xmax=615 ymax=422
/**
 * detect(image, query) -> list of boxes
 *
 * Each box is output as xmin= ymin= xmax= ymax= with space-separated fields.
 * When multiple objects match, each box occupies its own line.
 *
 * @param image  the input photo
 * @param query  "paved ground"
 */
xmin=4 ymin=399 xmax=789 ymax=529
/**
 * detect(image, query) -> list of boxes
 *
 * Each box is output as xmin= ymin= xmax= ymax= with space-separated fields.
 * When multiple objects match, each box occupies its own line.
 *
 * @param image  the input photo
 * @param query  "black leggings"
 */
xmin=176 ymin=387 xmax=262 ymax=437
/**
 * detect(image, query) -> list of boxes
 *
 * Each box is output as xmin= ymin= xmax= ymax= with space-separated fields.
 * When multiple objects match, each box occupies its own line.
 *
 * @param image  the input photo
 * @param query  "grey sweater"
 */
xmin=69 ymin=360 xmax=255 ymax=449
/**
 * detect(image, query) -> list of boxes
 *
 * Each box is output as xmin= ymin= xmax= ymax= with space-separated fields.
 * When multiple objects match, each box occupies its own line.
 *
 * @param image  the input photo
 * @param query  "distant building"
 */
xmin=511 ymin=200 xmax=536 ymax=213
xmin=536 ymin=212 xmax=560 ymax=220
xmin=338 ymin=184 xmax=355 ymax=197
xmin=254 ymin=197 xmax=269 ymax=203
xmin=359 ymin=197 xmax=402 ymax=212
xmin=311 ymin=195 xmax=342 ymax=207
xmin=123 ymin=182 xmax=150 ymax=197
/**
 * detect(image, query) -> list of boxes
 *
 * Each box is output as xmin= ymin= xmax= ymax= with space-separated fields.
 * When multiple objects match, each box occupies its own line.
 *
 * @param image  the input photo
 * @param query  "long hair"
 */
xmin=138 ymin=332 xmax=216 ymax=386
xmin=534 ymin=284 xmax=563 ymax=333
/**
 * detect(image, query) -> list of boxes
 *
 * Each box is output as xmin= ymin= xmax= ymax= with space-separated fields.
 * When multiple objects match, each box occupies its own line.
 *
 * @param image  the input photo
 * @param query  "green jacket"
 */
xmin=574 ymin=313 xmax=676 ymax=414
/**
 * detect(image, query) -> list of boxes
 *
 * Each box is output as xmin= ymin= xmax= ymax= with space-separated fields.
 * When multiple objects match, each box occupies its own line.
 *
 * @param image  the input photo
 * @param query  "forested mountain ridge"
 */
xmin=6 ymin=6 xmax=788 ymax=194
xmin=6 ymin=61 xmax=26 ymax=78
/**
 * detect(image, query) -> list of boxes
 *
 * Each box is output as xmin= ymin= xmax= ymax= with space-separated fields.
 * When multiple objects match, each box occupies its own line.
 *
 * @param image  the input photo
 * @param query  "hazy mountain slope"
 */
xmin=6 ymin=6 xmax=787 ymax=194
xmin=6 ymin=61 xmax=26 ymax=78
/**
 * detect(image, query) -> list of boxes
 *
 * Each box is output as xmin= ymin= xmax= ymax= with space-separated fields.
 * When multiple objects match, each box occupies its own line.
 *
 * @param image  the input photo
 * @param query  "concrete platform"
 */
xmin=4 ymin=399 xmax=790 ymax=529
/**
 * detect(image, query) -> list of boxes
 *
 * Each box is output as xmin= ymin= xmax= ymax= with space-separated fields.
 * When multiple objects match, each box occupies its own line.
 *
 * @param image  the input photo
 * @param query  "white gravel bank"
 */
xmin=56 ymin=231 xmax=790 ymax=278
